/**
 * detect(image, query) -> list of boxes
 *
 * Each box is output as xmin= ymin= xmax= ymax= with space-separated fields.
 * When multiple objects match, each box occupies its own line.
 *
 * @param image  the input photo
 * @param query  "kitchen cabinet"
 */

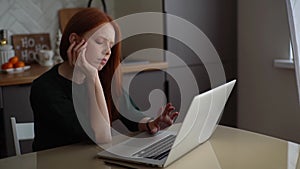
xmin=113 ymin=0 xmax=164 ymax=62
xmin=166 ymin=65 xmax=211 ymax=123
xmin=164 ymin=0 xmax=237 ymax=126
xmin=0 ymin=64 xmax=50 ymax=158
xmin=122 ymin=69 xmax=166 ymax=118
xmin=0 ymin=85 xmax=34 ymax=157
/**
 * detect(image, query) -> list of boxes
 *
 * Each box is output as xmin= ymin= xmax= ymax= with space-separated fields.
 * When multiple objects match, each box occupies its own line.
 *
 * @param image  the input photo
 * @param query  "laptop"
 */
xmin=97 ymin=80 xmax=236 ymax=168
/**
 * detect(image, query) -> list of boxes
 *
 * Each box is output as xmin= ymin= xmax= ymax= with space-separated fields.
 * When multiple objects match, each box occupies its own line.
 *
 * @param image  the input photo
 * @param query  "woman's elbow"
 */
xmin=94 ymin=133 xmax=112 ymax=144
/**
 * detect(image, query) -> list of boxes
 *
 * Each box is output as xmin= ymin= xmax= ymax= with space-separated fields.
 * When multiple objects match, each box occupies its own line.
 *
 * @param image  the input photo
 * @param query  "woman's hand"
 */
xmin=68 ymin=40 xmax=112 ymax=143
xmin=67 ymin=39 xmax=98 ymax=82
xmin=147 ymin=103 xmax=179 ymax=134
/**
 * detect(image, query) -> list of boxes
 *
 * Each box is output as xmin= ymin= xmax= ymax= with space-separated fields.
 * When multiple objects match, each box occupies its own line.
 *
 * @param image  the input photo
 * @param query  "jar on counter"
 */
xmin=0 ymin=29 xmax=15 ymax=66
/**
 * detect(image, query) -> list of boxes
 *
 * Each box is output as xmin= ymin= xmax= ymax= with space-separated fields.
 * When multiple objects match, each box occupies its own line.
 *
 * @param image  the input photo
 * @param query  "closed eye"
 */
xmin=95 ymin=37 xmax=114 ymax=48
xmin=95 ymin=40 xmax=104 ymax=45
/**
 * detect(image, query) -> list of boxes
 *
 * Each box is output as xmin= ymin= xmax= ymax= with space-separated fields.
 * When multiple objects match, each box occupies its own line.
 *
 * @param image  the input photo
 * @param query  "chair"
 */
xmin=58 ymin=8 xmax=86 ymax=32
xmin=10 ymin=117 xmax=34 ymax=155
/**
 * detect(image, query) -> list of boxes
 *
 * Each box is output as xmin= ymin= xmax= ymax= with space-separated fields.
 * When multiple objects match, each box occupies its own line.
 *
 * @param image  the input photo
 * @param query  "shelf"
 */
xmin=0 ymin=62 xmax=169 ymax=86
xmin=273 ymin=59 xmax=294 ymax=69
xmin=121 ymin=62 xmax=168 ymax=74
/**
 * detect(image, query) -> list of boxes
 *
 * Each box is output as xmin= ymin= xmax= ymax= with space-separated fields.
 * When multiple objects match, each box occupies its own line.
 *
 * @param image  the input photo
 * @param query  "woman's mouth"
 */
xmin=100 ymin=58 xmax=107 ymax=65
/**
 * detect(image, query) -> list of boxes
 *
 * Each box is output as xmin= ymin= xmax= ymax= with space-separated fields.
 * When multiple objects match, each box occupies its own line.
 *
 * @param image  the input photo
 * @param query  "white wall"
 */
xmin=0 ymin=0 xmax=115 ymax=50
xmin=238 ymin=0 xmax=300 ymax=143
xmin=0 ymin=0 xmax=85 ymax=49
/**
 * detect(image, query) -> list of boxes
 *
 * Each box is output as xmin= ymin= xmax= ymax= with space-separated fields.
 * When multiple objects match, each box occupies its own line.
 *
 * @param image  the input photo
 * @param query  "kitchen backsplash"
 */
xmin=0 ymin=0 xmax=114 ymax=50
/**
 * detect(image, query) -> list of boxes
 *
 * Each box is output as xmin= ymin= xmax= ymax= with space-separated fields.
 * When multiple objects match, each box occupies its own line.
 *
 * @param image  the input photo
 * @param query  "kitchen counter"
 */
xmin=0 ymin=64 xmax=51 ymax=87
xmin=0 ymin=62 xmax=168 ymax=87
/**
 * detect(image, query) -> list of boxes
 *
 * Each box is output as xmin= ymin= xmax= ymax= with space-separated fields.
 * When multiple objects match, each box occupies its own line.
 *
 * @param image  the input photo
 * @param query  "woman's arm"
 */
xmin=86 ymin=75 xmax=112 ymax=143
xmin=139 ymin=103 xmax=179 ymax=134
xmin=118 ymin=91 xmax=179 ymax=134
xmin=69 ymin=40 xmax=112 ymax=144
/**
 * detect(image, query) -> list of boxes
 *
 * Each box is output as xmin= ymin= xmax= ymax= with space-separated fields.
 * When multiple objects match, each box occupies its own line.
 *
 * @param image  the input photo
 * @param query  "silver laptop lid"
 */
xmin=98 ymin=80 xmax=236 ymax=168
xmin=164 ymin=79 xmax=236 ymax=167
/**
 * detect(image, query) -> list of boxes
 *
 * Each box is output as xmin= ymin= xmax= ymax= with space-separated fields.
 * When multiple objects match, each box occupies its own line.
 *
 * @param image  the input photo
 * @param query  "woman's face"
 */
xmin=83 ymin=23 xmax=115 ymax=70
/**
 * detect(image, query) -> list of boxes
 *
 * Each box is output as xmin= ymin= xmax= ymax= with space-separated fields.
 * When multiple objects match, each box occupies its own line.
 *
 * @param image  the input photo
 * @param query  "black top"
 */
xmin=30 ymin=64 xmax=146 ymax=151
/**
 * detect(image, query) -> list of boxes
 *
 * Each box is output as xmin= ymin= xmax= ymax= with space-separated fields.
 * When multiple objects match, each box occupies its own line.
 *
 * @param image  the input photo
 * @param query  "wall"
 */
xmin=112 ymin=0 xmax=164 ymax=62
xmin=164 ymin=0 xmax=238 ymax=126
xmin=238 ymin=0 xmax=300 ymax=143
xmin=0 ymin=0 xmax=114 ymax=49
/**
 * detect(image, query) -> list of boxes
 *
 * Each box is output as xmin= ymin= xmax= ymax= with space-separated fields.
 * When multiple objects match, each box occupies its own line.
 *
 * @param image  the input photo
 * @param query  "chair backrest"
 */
xmin=10 ymin=117 xmax=34 ymax=156
xmin=58 ymin=8 xmax=85 ymax=32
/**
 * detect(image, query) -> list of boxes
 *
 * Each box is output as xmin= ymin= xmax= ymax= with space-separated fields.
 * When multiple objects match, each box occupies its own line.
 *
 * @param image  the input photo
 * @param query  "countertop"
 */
xmin=0 ymin=64 xmax=51 ymax=87
xmin=0 ymin=62 xmax=168 ymax=87
xmin=0 ymin=125 xmax=297 ymax=169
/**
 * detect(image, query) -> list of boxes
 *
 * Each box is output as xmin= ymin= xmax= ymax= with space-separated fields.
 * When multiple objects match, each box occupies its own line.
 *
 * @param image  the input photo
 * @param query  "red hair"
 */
xmin=60 ymin=8 xmax=122 ymax=122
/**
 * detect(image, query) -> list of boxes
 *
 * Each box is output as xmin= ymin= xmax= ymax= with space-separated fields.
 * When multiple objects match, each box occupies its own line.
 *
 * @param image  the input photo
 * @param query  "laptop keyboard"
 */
xmin=132 ymin=134 xmax=176 ymax=160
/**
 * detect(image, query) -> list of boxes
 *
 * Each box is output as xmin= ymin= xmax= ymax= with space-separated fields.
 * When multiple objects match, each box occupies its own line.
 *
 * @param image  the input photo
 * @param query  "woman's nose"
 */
xmin=106 ymin=49 xmax=111 ymax=56
xmin=103 ymin=45 xmax=111 ymax=56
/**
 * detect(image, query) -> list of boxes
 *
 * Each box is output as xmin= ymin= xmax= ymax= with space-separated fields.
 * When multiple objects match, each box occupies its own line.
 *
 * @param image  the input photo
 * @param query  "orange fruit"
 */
xmin=1 ymin=62 xmax=13 ymax=70
xmin=9 ymin=56 xmax=19 ymax=65
xmin=13 ymin=61 xmax=25 ymax=68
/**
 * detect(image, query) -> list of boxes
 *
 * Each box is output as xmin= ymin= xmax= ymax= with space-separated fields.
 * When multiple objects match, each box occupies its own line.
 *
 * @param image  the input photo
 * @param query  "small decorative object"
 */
xmin=0 ymin=29 xmax=8 ymax=45
xmin=53 ymin=29 xmax=63 ymax=64
xmin=35 ymin=49 xmax=54 ymax=67
xmin=12 ymin=33 xmax=51 ymax=64
xmin=0 ymin=29 xmax=15 ymax=66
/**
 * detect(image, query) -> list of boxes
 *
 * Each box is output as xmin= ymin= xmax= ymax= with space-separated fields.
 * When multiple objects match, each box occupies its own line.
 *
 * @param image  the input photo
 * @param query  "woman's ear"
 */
xmin=69 ymin=33 xmax=79 ymax=44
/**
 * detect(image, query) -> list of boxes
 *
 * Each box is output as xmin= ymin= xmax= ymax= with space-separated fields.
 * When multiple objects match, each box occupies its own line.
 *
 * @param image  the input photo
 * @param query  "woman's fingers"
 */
xmin=76 ymin=47 xmax=87 ymax=67
xmin=73 ymin=39 xmax=85 ymax=52
xmin=76 ymin=42 xmax=88 ymax=63
xmin=67 ymin=40 xmax=87 ymax=67
xmin=162 ymin=103 xmax=172 ymax=116
xmin=150 ymin=103 xmax=179 ymax=134
xmin=72 ymin=40 xmax=85 ymax=65
xmin=158 ymin=103 xmax=175 ymax=121
xmin=170 ymin=112 xmax=179 ymax=121
xmin=67 ymin=41 xmax=76 ymax=66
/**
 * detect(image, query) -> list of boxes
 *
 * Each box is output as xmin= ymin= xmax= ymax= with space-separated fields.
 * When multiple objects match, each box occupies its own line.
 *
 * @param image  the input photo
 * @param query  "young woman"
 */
xmin=30 ymin=8 xmax=178 ymax=151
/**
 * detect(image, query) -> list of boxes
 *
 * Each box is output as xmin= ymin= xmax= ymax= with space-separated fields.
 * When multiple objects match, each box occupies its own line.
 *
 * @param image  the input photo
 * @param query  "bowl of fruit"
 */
xmin=1 ymin=56 xmax=30 ymax=74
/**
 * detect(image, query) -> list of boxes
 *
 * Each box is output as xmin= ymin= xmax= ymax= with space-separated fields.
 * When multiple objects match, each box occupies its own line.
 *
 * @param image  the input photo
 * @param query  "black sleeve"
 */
xmin=118 ymin=91 xmax=147 ymax=132
xmin=30 ymin=78 xmax=89 ymax=151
